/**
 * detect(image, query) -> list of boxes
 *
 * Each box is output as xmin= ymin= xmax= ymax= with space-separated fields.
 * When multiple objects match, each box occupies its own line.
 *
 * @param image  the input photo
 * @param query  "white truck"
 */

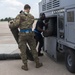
xmin=39 ymin=0 xmax=75 ymax=73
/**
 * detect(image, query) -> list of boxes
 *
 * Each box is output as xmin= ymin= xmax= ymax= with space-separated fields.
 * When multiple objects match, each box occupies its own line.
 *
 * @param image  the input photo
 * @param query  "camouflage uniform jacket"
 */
xmin=9 ymin=12 xmax=34 ymax=29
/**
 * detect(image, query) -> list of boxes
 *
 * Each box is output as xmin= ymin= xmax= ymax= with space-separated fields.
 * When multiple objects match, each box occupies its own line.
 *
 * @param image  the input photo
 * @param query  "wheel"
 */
xmin=65 ymin=48 xmax=75 ymax=73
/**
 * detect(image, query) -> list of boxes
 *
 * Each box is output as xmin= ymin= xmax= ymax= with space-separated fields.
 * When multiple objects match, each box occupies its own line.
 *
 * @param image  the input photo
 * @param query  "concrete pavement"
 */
xmin=0 ymin=21 xmax=74 ymax=75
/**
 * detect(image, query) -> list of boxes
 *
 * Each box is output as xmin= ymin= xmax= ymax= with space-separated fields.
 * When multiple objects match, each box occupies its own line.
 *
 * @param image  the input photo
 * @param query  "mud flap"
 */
xmin=10 ymin=28 xmax=34 ymax=61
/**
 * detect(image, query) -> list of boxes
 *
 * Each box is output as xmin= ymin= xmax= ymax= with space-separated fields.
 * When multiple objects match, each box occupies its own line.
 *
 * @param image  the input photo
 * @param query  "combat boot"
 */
xmin=21 ymin=64 xmax=28 ymax=71
xmin=34 ymin=58 xmax=43 ymax=68
xmin=36 ymin=62 xmax=43 ymax=68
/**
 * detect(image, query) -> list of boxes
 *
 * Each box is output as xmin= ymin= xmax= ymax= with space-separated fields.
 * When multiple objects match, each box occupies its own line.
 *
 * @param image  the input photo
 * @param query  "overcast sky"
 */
xmin=0 ymin=0 xmax=42 ymax=19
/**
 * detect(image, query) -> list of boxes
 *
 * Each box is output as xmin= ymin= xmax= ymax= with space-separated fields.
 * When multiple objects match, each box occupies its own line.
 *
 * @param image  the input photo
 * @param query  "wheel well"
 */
xmin=64 ymin=46 xmax=75 ymax=54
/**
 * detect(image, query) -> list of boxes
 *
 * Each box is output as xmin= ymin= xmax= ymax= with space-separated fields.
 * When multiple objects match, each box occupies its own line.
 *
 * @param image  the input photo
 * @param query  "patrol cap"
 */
xmin=40 ymin=13 xmax=46 ymax=19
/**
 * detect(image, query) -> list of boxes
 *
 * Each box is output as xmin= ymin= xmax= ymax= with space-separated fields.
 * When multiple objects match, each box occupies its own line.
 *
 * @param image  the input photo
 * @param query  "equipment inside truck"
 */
xmin=44 ymin=16 xmax=57 ymax=37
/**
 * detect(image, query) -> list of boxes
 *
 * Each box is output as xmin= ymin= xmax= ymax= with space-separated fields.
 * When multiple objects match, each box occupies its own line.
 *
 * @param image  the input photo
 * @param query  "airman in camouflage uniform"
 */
xmin=9 ymin=4 xmax=43 ymax=71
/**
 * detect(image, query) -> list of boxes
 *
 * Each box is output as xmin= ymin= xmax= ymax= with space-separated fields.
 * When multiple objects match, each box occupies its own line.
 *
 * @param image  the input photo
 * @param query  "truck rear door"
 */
xmin=66 ymin=8 xmax=75 ymax=44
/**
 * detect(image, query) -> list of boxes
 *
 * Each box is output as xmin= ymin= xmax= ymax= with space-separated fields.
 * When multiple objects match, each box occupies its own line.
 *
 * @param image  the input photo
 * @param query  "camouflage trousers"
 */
xmin=18 ymin=32 xmax=39 ymax=64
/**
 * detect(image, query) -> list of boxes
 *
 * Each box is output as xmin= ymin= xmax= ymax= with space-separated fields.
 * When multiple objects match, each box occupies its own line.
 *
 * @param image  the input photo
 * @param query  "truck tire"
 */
xmin=65 ymin=48 xmax=75 ymax=73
